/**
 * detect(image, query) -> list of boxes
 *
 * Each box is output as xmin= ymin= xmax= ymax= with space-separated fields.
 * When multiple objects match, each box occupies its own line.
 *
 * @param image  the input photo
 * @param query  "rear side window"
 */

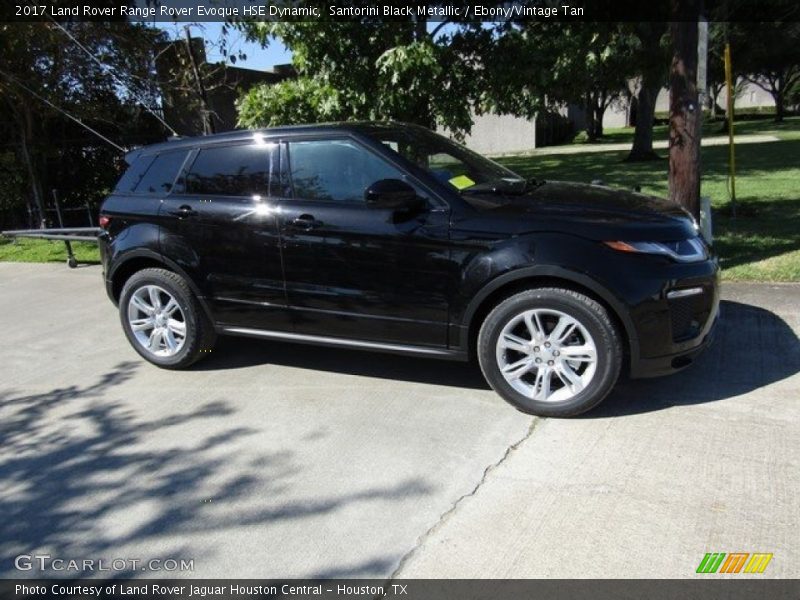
xmin=182 ymin=143 xmax=277 ymax=197
xmin=134 ymin=150 xmax=189 ymax=195
xmin=114 ymin=155 xmax=155 ymax=193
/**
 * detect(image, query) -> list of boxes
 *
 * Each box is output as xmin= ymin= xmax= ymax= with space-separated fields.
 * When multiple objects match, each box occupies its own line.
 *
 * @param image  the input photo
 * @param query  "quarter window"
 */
xmin=114 ymin=154 xmax=155 ymax=193
xmin=288 ymin=139 xmax=405 ymax=203
xmin=183 ymin=143 xmax=277 ymax=197
xmin=133 ymin=150 xmax=189 ymax=195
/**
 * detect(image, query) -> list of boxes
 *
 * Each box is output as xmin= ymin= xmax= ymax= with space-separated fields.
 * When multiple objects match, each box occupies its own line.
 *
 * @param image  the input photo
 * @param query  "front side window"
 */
xmin=183 ymin=143 xmax=277 ymax=197
xmin=287 ymin=139 xmax=405 ymax=203
xmin=133 ymin=150 xmax=189 ymax=195
xmin=364 ymin=127 xmax=524 ymax=193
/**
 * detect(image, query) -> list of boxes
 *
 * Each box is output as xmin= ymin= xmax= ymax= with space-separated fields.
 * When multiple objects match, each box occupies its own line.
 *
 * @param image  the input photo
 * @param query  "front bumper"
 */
xmin=628 ymin=260 xmax=721 ymax=378
xmin=630 ymin=306 xmax=719 ymax=378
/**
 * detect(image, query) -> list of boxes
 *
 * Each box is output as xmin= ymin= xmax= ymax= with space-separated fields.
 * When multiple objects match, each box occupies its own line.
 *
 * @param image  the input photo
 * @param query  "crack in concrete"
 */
xmin=381 ymin=417 xmax=541 ymax=588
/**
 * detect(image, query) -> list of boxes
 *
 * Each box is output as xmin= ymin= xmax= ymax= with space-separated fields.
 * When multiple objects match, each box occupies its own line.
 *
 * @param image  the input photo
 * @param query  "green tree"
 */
xmin=236 ymin=3 xmax=484 ymax=135
xmin=731 ymin=21 xmax=800 ymax=122
xmin=0 ymin=21 xmax=166 ymax=227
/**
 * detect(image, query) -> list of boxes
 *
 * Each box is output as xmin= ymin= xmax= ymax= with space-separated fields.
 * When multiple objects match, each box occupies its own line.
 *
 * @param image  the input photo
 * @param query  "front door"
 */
xmin=276 ymin=137 xmax=452 ymax=348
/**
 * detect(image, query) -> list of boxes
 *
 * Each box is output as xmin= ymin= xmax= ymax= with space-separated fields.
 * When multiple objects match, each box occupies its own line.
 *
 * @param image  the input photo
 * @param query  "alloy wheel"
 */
xmin=495 ymin=308 xmax=598 ymax=402
xmin=127 ymin=285 xmax=187 ymax=357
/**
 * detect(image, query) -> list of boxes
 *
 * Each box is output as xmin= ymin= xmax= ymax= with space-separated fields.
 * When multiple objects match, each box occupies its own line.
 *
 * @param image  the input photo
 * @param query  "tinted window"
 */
xmin=114 ymin=154 xmax=155 ymax=193
xmin=288 ymin=139 xmax=404 ymax=203
xmin=134 ymin=150 xmax=189 ymax=195
xmin=183 ymin=144 xmax=276 ymax=197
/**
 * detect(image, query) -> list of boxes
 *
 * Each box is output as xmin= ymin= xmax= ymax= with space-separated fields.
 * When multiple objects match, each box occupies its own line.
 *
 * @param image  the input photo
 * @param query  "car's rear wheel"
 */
xmin=119 ymin=268 xmax=216 ymax=368
xmin=478 ymin=288 xmax=622 ymax=417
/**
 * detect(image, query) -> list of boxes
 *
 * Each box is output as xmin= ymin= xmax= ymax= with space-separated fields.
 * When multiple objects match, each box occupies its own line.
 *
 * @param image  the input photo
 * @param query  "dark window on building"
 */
xmin=183 ymin=143 xmax=277 ymax=197
xmin=133 ymin=150 xmax=189 ymax=196
xmin=288 ymin=139 xmax=404 ymax=203
xmin=114 ymin=154 xmax=156 ymax=193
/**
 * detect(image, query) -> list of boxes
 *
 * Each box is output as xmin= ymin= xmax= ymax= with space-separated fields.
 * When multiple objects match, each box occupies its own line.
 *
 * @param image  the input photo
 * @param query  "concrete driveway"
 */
xmin=0 ymin=263 xmax=797 ymax=579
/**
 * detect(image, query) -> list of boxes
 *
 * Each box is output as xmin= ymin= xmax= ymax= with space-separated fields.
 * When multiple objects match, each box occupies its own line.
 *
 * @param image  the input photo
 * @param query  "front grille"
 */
xmin=669 ymin=290 xmax=711 ymax=342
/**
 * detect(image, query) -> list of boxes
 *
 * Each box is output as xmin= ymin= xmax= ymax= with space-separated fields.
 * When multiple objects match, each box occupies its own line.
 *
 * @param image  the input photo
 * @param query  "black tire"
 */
xmin=119 ymin=267 xmax=216 ymax=369
xmin=477 ymin=288 xmax=622 ymax=417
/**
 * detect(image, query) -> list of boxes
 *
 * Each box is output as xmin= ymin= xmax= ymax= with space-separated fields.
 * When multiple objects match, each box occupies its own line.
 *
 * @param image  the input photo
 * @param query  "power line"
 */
xmin=0 ymin=69 xmax=127 ymax=153
xmin=41 ymin=12 xmax=180 ymax=136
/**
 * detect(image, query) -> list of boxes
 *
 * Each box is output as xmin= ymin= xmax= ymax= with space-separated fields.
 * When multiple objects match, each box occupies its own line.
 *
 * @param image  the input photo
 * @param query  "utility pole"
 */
xmin=184 ymin=26 xmax=215 ymax=135
xmin=668 ymin=0 xmax=703 ymax=219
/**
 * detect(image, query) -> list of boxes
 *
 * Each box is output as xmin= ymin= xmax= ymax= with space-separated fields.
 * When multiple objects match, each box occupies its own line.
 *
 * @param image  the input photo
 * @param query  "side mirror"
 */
xmin=364 ymin=179 xmax=422 ymax=211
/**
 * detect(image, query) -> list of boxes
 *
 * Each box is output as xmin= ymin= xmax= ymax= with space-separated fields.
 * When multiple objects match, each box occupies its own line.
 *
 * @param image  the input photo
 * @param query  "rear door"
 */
xmin=276 ymin=136 xmax=452 ymax=347
xmin=159 ymin=138 xmax=288 ymax=330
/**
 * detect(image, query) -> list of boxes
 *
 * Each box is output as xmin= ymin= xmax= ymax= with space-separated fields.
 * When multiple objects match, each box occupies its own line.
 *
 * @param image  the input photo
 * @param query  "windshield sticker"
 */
xmin=449 ymin=175 xmax=475 ymax=190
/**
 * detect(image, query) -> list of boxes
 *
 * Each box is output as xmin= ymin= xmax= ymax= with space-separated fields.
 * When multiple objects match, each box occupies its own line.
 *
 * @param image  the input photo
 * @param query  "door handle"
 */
xmin=168 ymin=205 xmax=198 ymax=219
xmin=290 ymin=214 xmax=322 ymax=230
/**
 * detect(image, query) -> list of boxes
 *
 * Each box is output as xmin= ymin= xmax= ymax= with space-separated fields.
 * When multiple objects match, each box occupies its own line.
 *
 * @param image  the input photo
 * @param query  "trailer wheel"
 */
xmin=67 ymin=257 xmax=78 ymax=268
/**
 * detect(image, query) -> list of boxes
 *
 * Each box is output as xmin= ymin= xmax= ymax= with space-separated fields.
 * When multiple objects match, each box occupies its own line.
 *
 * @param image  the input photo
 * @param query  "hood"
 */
xmin=456 ymin=181 xmax=698 ymax=242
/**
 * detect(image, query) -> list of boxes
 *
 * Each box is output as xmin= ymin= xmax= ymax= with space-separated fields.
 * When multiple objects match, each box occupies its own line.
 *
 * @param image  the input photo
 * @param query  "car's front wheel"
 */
xmin=478 ymin=288 xmax=622 ymax=417
xmin=119 ymin=268 xmax=216 ymax=369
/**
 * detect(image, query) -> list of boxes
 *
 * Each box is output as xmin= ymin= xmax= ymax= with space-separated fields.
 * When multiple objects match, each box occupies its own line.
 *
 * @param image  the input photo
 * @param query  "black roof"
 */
xmin=126 ymin=121 xmax=419 ymax=161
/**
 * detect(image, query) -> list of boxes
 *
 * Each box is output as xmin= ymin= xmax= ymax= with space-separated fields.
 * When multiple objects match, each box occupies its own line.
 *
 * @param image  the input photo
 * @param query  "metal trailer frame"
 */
xmin=1 ymin=227 xmax=102 ymax=268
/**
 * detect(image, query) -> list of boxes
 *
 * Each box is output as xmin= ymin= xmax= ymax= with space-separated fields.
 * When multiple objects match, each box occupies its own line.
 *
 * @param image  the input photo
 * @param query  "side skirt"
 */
xmin=218 ymin=326 xmax=468 ymax=361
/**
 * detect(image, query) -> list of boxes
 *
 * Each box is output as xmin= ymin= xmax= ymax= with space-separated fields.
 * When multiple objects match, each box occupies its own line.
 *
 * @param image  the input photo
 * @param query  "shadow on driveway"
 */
xmin=594 ymin=300 xmax=800 ymax=417
xmin=0 ymin=362 xmax=429 ymax=578
xmin=196 ymin=300 xmax=798 ymax=416
xmin=194 ymin=336 xmax=490 ymax=390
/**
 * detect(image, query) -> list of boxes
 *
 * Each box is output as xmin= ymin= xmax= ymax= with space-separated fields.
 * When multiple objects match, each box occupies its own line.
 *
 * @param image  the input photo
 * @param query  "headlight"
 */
xmin=603 ymin=237 xmax=707 ymax=263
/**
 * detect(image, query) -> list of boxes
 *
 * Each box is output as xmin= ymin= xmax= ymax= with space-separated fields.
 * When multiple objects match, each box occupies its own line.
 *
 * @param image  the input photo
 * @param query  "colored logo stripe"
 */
xmin=697 ymin=553 xmax=726 ymax=573
xmin=720 ymin=553 xmax=749 ymax=573
xmin=744 ymin=553 xmax=773 ymax=573
xmin=697 ymin=552 xmax=773 ymax=574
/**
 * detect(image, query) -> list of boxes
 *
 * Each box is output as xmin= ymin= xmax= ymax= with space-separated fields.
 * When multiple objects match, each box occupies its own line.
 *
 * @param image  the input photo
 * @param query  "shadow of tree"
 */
xmin=592 ymin=300 xmax=800 ymax=417
xmin=0 ymin=361 xmax=430 ymax=578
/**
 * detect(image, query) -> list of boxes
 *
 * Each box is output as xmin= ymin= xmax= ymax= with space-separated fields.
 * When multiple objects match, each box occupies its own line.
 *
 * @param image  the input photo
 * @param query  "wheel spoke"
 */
xmin=502 ymin=357 xmax=533 ymax=380
xmin=556 ymin=362 xmax=584 ymax=393
xmin=163 ymin=298 xmax=180 ymax=316
xmin=167 ymin=319 xmax=186 ymax=337
xmin=549 ymin=315 xmax=577 ymax=343
xmin=148 ymin=286 xmax=162 ymax=311
xmin=130 ymin=317 xmax=154 ymax=332
xmin=500 ymin=332 xmax=530 ymax=354
xmin=524 ymin=311 xmax=546 ymax=341
xmin=559 ymin=344 xmax=597 ymax=363
xmin=533 ymin=367 xmax=552 ymax=400
xmin=164 ymin=329 xmax=178 ymax=351
xmin=147 ymin=328 xmax=162 ymax=350
xmin=131 ymin=295 xmax=155 ymax=316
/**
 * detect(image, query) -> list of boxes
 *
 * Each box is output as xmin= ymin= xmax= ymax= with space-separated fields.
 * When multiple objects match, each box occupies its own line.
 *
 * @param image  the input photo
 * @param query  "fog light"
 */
xmin=666 ymin=287 xmax=704 ymax=299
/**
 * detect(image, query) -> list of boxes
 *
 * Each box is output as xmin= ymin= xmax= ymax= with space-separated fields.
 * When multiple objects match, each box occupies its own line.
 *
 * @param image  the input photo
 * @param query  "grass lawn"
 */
xmin=499 ymin=117 xmax=800 ymax=282
xmin=0 ymin=237 xmax=100 ymax=264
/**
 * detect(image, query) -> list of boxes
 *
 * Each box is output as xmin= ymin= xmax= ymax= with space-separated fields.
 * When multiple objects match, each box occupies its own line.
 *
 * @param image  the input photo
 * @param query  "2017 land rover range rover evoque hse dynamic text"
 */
xmin=98 ymin=122 xmax=719 ymax=417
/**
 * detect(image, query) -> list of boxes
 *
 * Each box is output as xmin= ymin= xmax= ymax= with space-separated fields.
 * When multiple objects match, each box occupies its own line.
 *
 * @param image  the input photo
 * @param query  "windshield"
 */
xmin=362 ymin=126 xmax=525 ymax=193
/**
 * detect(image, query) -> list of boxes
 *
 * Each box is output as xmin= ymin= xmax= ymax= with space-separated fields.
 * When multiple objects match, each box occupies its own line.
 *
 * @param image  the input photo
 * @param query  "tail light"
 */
xmin=99 ymin=215 xmax=111 ymax=230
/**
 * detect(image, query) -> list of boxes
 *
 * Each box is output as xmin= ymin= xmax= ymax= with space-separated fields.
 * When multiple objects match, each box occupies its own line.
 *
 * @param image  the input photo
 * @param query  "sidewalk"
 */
xmin=515 ymin=134 xmax=780 ymax=156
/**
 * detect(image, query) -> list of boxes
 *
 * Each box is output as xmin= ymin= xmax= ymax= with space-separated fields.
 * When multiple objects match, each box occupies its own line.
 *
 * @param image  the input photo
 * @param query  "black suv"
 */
xmin=99 ymin=122 xmax=719 ymax=417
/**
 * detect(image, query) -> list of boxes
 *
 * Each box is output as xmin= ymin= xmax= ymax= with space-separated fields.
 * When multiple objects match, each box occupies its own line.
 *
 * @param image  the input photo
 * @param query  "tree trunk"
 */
xmin=18 ymin=104 xmax=46 ymax=228
xmin=668 ymin=3 xmax=702 ymax=219
xmin=626 ymin=76 xmax=661 ymax=161
xmin=184 ymin=28 xmax=215 ymax=135
xmin=584 ymin=92 xmax=598 ymax=141
xmin=774 ymin=83 xmax=785 ymax=122
xmin=595 ymin=102 xmax=607 ymax=139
